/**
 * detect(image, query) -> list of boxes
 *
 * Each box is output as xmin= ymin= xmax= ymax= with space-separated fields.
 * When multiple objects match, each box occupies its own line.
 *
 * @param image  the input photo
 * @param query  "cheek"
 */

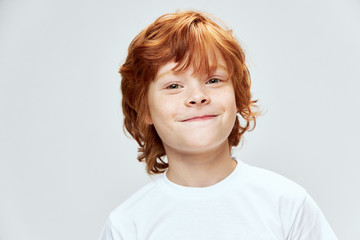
xmin=147 ymin=90 xmax=164 ymax=122
xmin=223 ymin=92 xmax=238 ymax=125
xmin=148 ymin=97 xmax=175 ymax=127
xmin=219 ymin=88 xmax=237 ymax=109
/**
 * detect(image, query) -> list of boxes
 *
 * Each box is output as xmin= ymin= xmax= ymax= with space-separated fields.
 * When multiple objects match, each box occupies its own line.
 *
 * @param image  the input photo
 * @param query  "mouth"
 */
xmin=181 ymin=114 xmax=219 ymax=122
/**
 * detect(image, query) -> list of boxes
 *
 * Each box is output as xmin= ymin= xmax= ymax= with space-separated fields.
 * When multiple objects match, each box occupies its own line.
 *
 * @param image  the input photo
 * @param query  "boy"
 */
xmin=100 ymin=11 xmax=337 ymax=239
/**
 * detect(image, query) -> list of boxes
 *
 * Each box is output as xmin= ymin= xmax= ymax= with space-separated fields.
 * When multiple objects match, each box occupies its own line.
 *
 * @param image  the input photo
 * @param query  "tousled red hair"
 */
xmin=120 ymin=11 xmax=259 ymax=175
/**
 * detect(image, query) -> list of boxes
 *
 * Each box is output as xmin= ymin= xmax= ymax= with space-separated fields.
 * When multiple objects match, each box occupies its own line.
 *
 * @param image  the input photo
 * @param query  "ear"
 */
xmin=144 ymin=111 xmax=153 ymax=125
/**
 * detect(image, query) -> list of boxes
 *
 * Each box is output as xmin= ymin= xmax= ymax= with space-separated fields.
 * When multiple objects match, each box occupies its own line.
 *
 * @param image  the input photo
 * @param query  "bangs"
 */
xmin=170 ymin=18 xmax=232 ymax=77
xmin=141 ymin=12 xmax=236 ymax=80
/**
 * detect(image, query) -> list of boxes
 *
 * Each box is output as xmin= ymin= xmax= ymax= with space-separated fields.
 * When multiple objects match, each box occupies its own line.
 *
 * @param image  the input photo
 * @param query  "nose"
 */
xmin=185 ymin=86 xmax=210 ymax=106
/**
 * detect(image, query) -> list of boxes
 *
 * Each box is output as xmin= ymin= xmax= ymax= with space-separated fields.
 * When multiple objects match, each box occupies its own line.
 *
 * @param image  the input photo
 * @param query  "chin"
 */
xmin=178 ymin=137 xmax=229 ymax=153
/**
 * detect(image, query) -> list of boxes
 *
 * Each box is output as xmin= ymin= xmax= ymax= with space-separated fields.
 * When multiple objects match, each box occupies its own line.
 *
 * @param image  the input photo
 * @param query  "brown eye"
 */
xmin=207 ymin=78 xmax=220 ymax=84
xmin=167 ymin=84 xmax=181 ymax=89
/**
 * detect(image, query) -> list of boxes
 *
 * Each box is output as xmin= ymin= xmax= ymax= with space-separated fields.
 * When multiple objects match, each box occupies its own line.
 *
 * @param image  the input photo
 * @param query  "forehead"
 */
xmin=154 ymin=52 xmax=228 ymax=81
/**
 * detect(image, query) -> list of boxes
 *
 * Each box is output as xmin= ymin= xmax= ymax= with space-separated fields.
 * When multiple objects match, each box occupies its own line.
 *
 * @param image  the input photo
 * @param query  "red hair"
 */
xmin=120 ymin=11 xmax=259 ymax=175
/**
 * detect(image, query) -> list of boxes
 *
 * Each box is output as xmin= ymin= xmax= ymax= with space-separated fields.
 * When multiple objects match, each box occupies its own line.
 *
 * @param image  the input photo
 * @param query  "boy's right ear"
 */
xmin=144 ymin=112 xmax=153 ymax=125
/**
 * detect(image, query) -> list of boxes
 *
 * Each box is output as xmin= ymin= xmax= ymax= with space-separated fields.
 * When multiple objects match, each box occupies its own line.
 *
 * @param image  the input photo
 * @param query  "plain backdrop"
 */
xmin=0 ymin=0 xmax=359 ymax=239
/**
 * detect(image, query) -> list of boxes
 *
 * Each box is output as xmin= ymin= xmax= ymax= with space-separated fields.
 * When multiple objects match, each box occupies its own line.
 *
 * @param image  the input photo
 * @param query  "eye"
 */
xmin=166 ymin=83 xmax=182 ymax=89
xmin=206 ymin=78 xmax=220 ymax=84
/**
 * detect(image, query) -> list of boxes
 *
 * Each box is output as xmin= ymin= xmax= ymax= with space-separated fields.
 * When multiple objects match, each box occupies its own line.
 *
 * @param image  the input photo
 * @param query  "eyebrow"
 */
xmin=155 ymin=69 xmax=177 ymax=81
xmin=155 ymin=64 xmax=228 ymax=81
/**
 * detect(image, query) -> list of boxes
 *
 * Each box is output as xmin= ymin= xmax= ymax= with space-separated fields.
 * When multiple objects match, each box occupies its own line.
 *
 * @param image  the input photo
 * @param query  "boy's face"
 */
xmin=146 ymin=53 xmax=237 ymax=156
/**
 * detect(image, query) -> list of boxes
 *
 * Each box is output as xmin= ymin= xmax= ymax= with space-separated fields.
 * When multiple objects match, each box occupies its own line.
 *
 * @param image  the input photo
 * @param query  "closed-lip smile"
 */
xmin=181 ymin=114 xmax=218 ymax=122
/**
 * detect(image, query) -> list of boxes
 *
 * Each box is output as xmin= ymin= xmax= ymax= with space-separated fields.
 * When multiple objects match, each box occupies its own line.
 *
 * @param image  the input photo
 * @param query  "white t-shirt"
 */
xmin=99 ymin=159 xmax=337 ymax=240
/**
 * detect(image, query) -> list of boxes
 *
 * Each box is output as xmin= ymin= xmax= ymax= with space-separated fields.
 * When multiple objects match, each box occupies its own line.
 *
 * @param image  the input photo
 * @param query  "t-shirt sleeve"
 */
xmin=99 ymin=218 xmax=123 ymax=240
xmin=286 ymin=191 xmax=338 ymax=240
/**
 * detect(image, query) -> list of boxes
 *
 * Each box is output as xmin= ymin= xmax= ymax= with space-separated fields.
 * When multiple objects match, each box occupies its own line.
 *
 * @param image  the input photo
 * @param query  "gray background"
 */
xmin=0 ymin=0 xmax=359 ymax=239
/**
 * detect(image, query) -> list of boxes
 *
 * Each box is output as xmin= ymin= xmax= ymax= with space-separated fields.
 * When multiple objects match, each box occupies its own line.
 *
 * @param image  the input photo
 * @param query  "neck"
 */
xmin=164 ymin=141 xmax=237 ymax=187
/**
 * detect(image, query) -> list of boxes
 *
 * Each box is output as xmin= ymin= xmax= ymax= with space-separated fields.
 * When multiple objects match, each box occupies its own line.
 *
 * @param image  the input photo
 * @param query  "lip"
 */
xmin=181 ymin=114 xmax=218 ymax=122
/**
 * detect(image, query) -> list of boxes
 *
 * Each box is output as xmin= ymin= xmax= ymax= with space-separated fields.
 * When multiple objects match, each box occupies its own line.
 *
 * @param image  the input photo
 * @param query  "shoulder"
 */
xmin=238 ymin=161 xmax=308 ymax=204
xmin=108 ymin=175 xmax=162 ymax=224
xmin=100 ymin=178 xmax=162 ymax=240
xmin=237 ymin=161 xmax=332 ymax=237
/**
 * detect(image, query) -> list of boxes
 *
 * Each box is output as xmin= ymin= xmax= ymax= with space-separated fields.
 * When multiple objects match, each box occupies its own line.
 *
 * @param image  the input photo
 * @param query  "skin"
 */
xmin=146 ymin=54 xmax=238 ymax=187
